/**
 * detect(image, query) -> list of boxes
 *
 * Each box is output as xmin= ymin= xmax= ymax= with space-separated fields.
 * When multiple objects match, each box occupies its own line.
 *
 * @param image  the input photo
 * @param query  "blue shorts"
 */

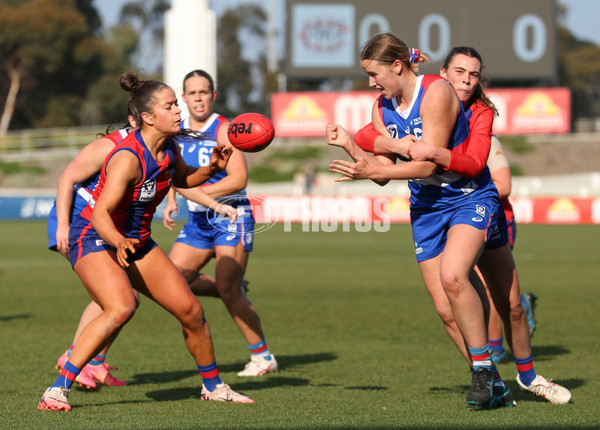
xmin=485 ymin=206 xmax=510 ymax=250
xmin=68 ymin=216 xmax=157 ymax=268
xmin=410 ymin=198 xmax=498 ymax=262
xmin=47 ymin=190 xmax=89 ymax=251
xmin=176 ymin=209 xmax=255 ymax=252
xmin=47 ymin=202 xmax=60 ymax=250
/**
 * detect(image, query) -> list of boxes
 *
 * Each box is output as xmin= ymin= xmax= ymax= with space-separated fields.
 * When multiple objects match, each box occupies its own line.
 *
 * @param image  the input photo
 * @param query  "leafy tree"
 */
xmin=557 ymin=27 xmax=600 ymax=118
xmin=0 ymin=0 xmax=107 ymax=133
xmin=215 ymin=5 xmax=269 ymax=117
xmin=119 ymin=0 xmax=169 ymax=75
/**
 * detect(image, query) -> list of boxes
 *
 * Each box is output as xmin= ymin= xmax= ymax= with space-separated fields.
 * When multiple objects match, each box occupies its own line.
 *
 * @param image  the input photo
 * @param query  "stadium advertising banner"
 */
xmin=487 ymin=88 xmax=571 ymax=134
xmin=286 ymin=0 xmax=557 ymax=82
xmin=271 ymin=87 xmax=571 ymax=137
xmin=1 ymin=195 xmax=599 ymax=225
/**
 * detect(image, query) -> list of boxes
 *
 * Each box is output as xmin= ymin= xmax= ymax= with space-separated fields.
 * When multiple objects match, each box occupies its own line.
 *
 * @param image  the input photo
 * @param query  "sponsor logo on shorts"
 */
xmin=472 ymin=217 xmax=483 ymax=222
xmin=95 ymin=239 xmax=105 ymax=246
xmin=414 ymin=242 xmax=423 ymax=255
xmin=476 ymin=205 xmax=486 ymax=217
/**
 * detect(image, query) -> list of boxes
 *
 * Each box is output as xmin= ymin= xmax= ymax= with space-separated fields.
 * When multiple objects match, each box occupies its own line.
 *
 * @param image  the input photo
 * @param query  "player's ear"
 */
xmin=440 ymin=68 xmax=448 ymax=79
xmin=141 ymin=111 xmax=154 ymax=126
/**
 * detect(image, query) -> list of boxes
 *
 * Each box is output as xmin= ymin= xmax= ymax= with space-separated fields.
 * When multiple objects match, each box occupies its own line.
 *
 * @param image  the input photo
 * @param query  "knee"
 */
xmin=440 ymin=271 xmax=463 ymax=296
xmin=178 ymin=299 xmax=207 ymax=329
xmin=105 ymin=302 xmax=136 ymax=329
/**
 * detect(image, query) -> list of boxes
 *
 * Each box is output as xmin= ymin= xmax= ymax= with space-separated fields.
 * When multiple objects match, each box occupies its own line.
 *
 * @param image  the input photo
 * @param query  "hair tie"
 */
xmin=409 ymin=48 xmax=420 ymax=63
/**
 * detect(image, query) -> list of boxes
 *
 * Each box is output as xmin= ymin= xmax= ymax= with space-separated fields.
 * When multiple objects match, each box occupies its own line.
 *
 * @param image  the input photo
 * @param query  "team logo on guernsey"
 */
xmin=386 ymin=124 xmax=398 ymax=138
xmin=139 ymin=179 xmax=156 ymax=202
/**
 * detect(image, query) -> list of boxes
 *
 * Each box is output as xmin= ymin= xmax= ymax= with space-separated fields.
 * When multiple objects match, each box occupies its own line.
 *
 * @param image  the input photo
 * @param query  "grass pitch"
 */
xmin=0 ymin=221 xmax=598 ymax=429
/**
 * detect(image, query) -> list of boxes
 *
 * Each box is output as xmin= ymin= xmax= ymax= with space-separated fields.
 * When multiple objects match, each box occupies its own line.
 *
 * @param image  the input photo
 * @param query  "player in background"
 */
xmin=163 ymin=70 xmax=278 ymax=377
xmin=48 ymin=123 xmax=134 ymax=390
xmin=38 ymin=73 xmax=250 ymax=412
xmin=480 ymin=135 xmax=537 ymax=364
xmin=326 ymin=33 xmax=508 ymax=410
xmin=350 ymin=45 xmax=569 ymax=405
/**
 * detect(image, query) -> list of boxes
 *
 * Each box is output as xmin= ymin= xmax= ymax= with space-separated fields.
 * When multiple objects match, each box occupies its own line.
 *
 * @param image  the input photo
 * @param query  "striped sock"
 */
xmin=197 ymin=361 xmax=223 ymax=392
xmin=89 ymin=354 xmax=106 ymax=367
xmin=468 ymin=344 xmax=493 ymax=371
xmin=488 ymin=337 xmax=505 ymax=354
xmin=492 ymin=364 xmax=506 ymax=388
xmin=52 ymin=361 xmax=81 ymax=390
xmin=515 ymin=354 xmax=536 ymax=386
xmin=249 ymin=339 xmax=272 ymax=360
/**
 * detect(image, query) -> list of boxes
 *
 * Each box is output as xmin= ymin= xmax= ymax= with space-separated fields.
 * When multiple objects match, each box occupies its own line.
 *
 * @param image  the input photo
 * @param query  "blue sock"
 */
xmin=197 ymin=362 xmax=223 ymax=392
xmin=51 ymin=361 xmax=81 ymax=390
xmin=89 ymin=354 xmax=105 ymax=367
xmin=249 ymin=339 xmax=271 ymax=359
xmin=515 ymin=354 xmax=536 ymax=386
xmin=468 ymin=344 xmax=493 ymax=371
xmin=489 ymin=337 xmax=505 ymax=354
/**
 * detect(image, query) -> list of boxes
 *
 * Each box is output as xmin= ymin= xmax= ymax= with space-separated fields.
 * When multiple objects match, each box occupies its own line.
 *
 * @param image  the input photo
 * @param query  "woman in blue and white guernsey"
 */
xmin=326 ymin=33 xmax=505 ymax=410
xmin=163 ymin=70 xmax=277 ymax=377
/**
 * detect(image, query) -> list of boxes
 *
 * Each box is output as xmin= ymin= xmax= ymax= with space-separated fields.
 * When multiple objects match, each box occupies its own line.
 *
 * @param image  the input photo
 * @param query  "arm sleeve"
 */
xmin=447 ymin=106 xmax=493 ymax=178
xmin=354 ymin=122 xmax=380 ymax=153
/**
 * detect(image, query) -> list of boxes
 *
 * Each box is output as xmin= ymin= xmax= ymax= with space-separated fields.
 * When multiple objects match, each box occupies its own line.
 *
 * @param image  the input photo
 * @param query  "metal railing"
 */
xmin=0 ymin=125 xmax=111 ymax=161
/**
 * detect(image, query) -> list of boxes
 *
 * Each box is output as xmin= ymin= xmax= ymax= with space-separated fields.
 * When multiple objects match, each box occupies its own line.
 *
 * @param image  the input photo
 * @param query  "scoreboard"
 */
xmin=285 ymin=0 xmax=557 ymax=83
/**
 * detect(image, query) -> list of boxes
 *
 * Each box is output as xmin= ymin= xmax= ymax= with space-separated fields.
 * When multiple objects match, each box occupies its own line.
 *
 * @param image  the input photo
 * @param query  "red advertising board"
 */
xmin=487 ymin=88 xmax=571 ymax=135
xmin=247 ymin=195 xmax=600 ymax=227
xmin=271 ymin=87 xmax=571 ymax=138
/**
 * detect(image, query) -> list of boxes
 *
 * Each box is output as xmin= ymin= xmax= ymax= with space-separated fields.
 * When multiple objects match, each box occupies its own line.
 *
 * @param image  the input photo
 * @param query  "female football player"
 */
xmin=38 ymin=72 xmax=251 ymax=412
xmin=162 ymin=70 xmax=278 ymax=377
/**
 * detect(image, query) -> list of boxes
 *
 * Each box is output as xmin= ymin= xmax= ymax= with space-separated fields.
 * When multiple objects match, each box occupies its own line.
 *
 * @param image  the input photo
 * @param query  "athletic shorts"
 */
xmin=410 ymin=198 xmax=498 ymax=262
xmin=68 ymin=216 xmax=157 ymax=268
xmin=485 ymin=206 xmax=511 ymax=250
xmin=506 ymin=214 xmax=517 ymax=249
xmin=175 ymin=208 xmax=255 ymax=252
xmin=47 ymin=202 xmax=60 ymax=250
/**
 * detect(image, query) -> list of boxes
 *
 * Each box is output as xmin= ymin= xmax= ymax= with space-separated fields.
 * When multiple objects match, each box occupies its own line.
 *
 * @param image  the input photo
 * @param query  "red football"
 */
xmin=227 ymin=113 xmax=275 ymax=153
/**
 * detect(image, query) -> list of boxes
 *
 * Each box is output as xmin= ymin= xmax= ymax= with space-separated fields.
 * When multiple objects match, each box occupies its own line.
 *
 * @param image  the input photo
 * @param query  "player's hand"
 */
xmin=115 ymin=237 xmax=140 ymax=268
xmin=325 ymin=124 xmax=351 ymax=148
xmin=209 ymin=145 xmax=233 ymax=173
xmin=55 ymin=224 xmax=70 ymax=258
xmin=162 ymin=200 xmax=179 ymax=231
xmin=213 ymin=203 xmax=238 ymax=223
xmin=406 ymin=140 xmax=436 ymax=162
xmin=329 ymin=157 xmax=372 ymax=181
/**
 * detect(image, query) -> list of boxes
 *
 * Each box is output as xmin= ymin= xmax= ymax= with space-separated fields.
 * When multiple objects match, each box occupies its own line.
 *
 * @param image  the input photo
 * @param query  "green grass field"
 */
xmin=1 ymin=221 xmax=599 ymax=429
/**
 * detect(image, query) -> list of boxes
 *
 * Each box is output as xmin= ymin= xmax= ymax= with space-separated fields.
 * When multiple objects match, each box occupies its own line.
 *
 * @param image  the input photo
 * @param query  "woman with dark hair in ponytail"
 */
xmin=38 ymin=72 xmax=253 ymax=412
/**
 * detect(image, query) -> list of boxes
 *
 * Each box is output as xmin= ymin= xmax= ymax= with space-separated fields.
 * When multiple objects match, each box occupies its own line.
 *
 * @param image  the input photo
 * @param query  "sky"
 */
xmin=93 ymin=0 xmax=600 ymax=46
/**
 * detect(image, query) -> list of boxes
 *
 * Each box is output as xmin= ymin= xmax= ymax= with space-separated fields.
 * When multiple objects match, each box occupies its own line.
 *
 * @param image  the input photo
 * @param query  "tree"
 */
xmin=119 ymin=0 xmax=170 ymax=75
xmin=0 ymin=0 xmax=107 ymax=133
xmin=216 ymin=5 xmax=269 ymax=117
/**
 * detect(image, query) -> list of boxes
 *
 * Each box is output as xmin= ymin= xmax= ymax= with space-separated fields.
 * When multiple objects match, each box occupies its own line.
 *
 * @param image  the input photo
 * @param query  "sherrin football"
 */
xmin=227 ymin=113 xmax=275 ymax=153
